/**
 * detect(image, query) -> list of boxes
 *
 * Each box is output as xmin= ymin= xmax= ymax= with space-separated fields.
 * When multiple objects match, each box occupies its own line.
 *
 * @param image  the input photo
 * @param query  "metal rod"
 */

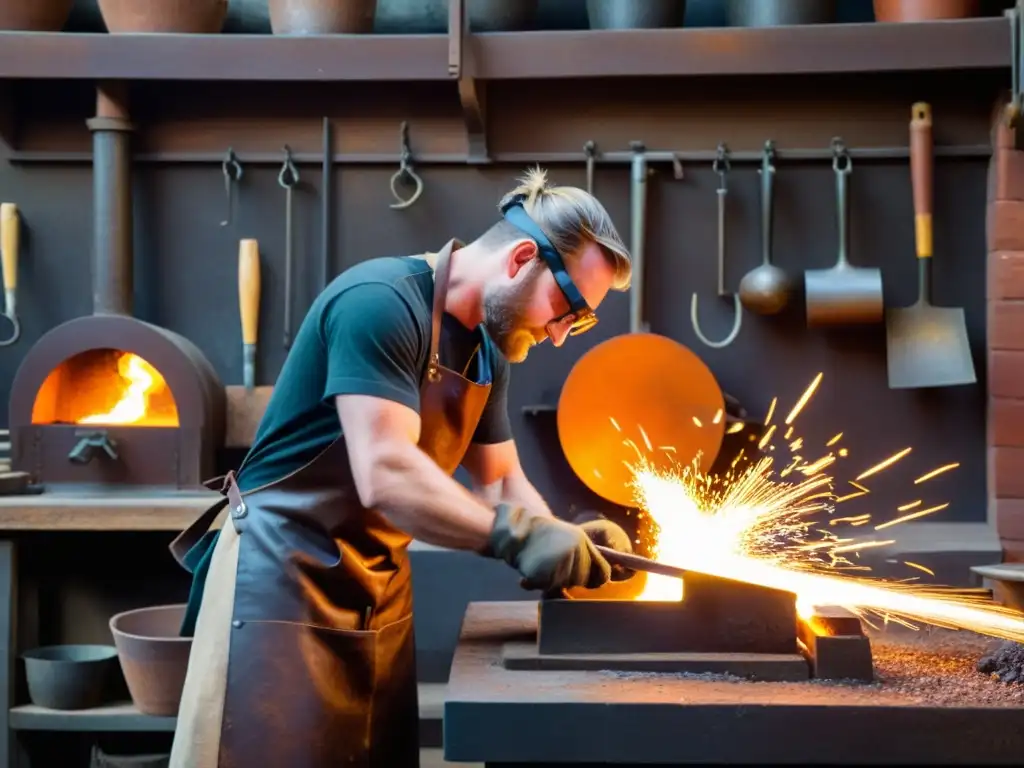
xmin=321 ymin=116 xmax=331 ymax=293
xmin=4 ymin=144 xmax=994 ymax=167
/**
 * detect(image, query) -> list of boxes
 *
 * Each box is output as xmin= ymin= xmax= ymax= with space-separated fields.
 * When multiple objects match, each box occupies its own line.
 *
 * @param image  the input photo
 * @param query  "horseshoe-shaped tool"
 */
xmin=691 ymin=144 xmax=742 ymax=349
xmin=0 ymin=203 xmax=21 ymax=347
xmin=389 ymin=121 xmax=424 ymax=210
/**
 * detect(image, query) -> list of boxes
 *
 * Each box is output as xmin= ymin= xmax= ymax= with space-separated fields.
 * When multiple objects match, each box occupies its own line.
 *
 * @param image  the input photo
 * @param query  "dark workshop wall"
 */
xmin=0 ymin=73 xmax=999 ymax=533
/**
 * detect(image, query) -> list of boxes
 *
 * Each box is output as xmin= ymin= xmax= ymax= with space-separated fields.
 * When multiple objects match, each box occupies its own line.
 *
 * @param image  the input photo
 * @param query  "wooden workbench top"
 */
xmin=0 ymin=489 xmax=220 ymax=531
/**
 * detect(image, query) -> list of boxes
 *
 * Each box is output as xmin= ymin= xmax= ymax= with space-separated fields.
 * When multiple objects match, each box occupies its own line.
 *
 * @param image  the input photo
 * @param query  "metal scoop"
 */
xmin=804 ymin=138 xmax=883 ymax=327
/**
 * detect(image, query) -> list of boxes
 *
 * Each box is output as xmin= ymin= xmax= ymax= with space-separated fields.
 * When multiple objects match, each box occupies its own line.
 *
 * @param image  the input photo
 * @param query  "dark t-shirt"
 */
xmin=235 ymin=255 xmax=512 ymax=493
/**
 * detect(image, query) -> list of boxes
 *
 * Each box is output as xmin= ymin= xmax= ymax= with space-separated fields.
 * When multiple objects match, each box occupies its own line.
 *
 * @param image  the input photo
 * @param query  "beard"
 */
xmin=482 ymin=270 xmax=543 ymax=363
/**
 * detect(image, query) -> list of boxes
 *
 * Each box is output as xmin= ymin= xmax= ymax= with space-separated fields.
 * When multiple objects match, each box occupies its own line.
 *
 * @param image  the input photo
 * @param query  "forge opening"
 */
xmin=30 ymin=348 xmax=180 ymax=428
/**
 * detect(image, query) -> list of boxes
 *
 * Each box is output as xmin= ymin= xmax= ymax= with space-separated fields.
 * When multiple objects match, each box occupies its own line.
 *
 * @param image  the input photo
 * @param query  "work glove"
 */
xmin=571 ymin=511 xmax=636 ymax=583
xmin=484 ymin=504 xmax=612 ymax=592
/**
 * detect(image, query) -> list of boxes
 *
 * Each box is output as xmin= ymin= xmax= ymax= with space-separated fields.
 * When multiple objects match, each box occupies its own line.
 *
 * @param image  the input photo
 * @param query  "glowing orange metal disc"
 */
xmin=557 ymin=333 xmax=726 ymax=508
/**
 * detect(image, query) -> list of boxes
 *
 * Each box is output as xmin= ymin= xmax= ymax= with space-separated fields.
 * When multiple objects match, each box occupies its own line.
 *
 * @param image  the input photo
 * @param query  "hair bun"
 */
xmin=519 ymin=166 xmax=550 ymax=206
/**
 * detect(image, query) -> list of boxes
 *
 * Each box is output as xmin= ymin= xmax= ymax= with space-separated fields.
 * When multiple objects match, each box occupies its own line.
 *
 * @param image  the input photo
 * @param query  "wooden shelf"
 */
xmin=0 ymin=20 xmax=1010 ymax=83
xmin=9 ymin=702 xmax=175 ymax=732
xmin=9 ymin=684 xmax=447 ymax=732
xmin=0 ymin=490 xmax=220 ymax=531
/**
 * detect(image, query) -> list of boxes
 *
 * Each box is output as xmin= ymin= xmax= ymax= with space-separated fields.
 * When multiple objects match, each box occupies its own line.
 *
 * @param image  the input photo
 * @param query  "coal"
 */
xmin=977 ymin=641 xmax=1024 ymax=684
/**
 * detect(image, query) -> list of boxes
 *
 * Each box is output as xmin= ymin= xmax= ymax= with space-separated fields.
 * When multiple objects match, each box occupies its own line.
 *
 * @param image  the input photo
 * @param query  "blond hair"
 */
xmin=488 ymin=167 xmax=632 ymax=291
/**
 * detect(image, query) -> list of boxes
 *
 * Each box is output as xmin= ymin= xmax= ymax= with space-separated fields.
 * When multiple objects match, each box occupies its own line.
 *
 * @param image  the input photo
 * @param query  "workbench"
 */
xmin=443 ymin=602 xmax=1024 ymax=766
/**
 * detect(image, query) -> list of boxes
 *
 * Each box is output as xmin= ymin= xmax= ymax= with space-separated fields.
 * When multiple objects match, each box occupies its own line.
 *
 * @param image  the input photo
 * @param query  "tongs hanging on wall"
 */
xmin=691 ymin=144 xmax=742 ymax=349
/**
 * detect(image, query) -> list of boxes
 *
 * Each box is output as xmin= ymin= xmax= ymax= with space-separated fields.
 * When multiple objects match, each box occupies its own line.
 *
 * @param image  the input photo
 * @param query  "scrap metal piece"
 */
xmin=797 ymin=605 xmax=874 ymax=682
xmin=538 ymin=572 xmax=797 ymax=656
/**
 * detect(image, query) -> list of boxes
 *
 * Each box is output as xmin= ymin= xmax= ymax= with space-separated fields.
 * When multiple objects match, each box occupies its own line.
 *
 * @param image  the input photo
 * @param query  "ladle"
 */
xmin=738 ymin=141 xmax=793 ymax=316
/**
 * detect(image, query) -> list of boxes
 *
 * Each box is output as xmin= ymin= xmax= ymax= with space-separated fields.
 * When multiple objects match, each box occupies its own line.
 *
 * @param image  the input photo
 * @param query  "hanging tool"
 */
xmin=803 ymin=138 xmax=883 ymax=327
xmin=278 ymin=145 xmax=299 ymax=350
xmin=885 ymin=103 xmax=976 ymax=390
xmin=320 ymin=116 xmax=332 ymax=292
xmin=738 ymin=140 xmax=792 ymax=315
xmin=238 ymin=239 xmax=261 ymax=390
xmin=220 ymin=148 xmax=243 ymax=227
xmin=389 ymin=121 xmax=423 ymax=210
xmin=0 ymin=204 xmax=20 ymax=347
xmin=583 ymin=140 xmax=596 ymax=195
xmin=691 ymin=143 xmax=742 ymax=349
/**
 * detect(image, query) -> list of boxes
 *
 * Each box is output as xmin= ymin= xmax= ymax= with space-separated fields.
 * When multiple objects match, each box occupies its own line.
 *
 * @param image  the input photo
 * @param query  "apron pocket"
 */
xmin=220 ymin=617 xmax=417 ymax=767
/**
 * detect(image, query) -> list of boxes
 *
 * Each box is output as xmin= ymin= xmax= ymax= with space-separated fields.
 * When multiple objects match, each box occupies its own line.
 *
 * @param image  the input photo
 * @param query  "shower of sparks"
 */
xmin=626 ymin=372 xmax=1024 ymax=642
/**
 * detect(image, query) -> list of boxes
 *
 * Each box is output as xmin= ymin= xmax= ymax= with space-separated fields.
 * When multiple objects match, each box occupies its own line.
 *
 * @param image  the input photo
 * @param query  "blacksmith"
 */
xmin=168 ymin=168 xmax=636 ymax=767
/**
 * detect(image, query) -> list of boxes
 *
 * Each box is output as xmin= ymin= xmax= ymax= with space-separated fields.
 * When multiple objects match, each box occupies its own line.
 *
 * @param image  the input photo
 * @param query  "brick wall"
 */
xmin=988 ymin=97 xmax=1024 ymax=562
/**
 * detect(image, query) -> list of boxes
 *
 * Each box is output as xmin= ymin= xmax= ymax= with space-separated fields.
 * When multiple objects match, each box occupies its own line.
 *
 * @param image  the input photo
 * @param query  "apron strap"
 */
xmin=428 ymin=240 xmax=456 ymax=379
xmin=168 ymin=470 xmax=239 ymax=568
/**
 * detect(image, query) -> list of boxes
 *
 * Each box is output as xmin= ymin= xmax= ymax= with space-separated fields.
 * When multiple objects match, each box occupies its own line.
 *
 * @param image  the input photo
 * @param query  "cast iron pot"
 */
xmin=374 ymin=0 xmax=537 ymax=33
xmin=97 ymin=0 xmax=228 ymax=32
xmin=22 ymin=644 xmax=119 ymax=710
xmin=586 ymin=0 xmax=686 ymax=29
xmin=726 ymin=0 xmax=836 ymax=26
xmin=0 ymin=0 xmax=74 ymax=30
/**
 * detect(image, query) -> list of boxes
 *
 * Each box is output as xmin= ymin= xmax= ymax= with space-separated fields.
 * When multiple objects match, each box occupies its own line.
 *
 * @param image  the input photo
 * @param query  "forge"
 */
xmin=500 ymin=572 xmax=873 ymax=684
xmin=7 ymin=83 xmax=225 ymax=491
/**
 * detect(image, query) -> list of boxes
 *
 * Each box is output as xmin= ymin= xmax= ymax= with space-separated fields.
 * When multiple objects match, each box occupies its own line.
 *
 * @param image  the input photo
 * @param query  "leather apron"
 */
xmin=168 ymin=241 xmax=491 ymax=768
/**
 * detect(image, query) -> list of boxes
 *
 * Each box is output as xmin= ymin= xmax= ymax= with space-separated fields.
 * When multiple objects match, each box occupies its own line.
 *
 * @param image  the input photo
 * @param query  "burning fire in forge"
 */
xmin=30 ymin=350 xmax=179 ymax=428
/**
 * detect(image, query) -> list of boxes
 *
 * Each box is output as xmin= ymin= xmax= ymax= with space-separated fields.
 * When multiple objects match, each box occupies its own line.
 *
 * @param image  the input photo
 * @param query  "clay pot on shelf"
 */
xmin=269 ymin=0 xmax=376 ymax=34
xmin=873 ymin=0 xmax=980 ymax=22
xmin=97 ymin=0 xmax=229 ymax=33
xmin=109 ymin=604 xmax=192 ymax=717
xmin=0 ymin=0 xmax=75 ymax=31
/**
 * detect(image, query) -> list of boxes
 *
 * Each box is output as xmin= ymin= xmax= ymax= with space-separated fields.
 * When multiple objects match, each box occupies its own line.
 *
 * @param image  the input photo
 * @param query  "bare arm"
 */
xmin=461 ymin=440 xmax=554 ymax=518
xmin=337 ymin=394 xmax=497 ymax=551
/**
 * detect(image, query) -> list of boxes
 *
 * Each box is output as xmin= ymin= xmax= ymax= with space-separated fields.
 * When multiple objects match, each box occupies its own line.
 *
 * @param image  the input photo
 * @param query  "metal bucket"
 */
xmin=726 ymin=0 xmax=836 ymax=26
xmin=587 ymin=0 xmax=686 ymax=29
xmin=375 ymin=0 xmax=538 ymax=33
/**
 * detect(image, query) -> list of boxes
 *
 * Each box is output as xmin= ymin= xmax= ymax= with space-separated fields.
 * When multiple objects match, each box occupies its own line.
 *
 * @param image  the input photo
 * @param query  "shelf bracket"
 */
xmin=448 ymin=0 xmax=489 ymax=164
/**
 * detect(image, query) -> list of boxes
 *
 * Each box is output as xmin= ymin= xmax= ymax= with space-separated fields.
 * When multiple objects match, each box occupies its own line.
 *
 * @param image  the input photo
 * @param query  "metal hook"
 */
xmin=691 ymin=143 xmax=742 ymax=349
xmin=831 ymin=137 xmax=852 ymax=174
xmin=220 ymin=147 xmax=243 ymax=227
xmin=0 ymin=314 xmax=20 ymax=347
xmin=278 ymin=145 xmax=299 ymax=189
xmin=390 ymin=121 xmax=424 ymax=210
xmin=583 ymin=140 xmax=596 ymax=194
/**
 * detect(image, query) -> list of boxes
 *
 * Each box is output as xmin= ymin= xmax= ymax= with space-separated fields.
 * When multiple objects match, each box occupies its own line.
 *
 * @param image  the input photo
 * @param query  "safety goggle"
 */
xmin=501 ymin=197 xmax=597 ymax=336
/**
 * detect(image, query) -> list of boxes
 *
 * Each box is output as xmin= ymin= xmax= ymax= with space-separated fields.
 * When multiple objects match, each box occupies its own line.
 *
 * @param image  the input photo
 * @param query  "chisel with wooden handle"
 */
xmin=0 ymin=203 xmax=20 ymax=346
xmin=238 ymin=239 xmax=260 ymax=390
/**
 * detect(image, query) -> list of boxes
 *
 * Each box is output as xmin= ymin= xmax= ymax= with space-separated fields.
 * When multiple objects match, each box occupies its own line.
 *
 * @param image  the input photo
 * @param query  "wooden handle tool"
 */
xmin=0 ymin=204 xmax=20 ymax=346
xmin=909 ymin=102 xmax=933 ymax=260
xmin=238 ymin=239 xmax=261 ymax=390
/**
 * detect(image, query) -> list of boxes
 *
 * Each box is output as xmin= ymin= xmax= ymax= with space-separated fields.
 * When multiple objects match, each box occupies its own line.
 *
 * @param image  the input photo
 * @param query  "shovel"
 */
xmin=885 ymin=103 xmax=976 ymax=390
xmin=804 ymin=139 xmax=883 ymax=327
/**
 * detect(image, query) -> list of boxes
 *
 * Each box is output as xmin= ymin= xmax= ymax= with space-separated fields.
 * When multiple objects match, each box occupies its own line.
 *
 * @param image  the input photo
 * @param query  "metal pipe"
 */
xmin=85 ymin=82 xmax=134 ymax=316
xmin=5 ymin=143 xmax=994 ymax=167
